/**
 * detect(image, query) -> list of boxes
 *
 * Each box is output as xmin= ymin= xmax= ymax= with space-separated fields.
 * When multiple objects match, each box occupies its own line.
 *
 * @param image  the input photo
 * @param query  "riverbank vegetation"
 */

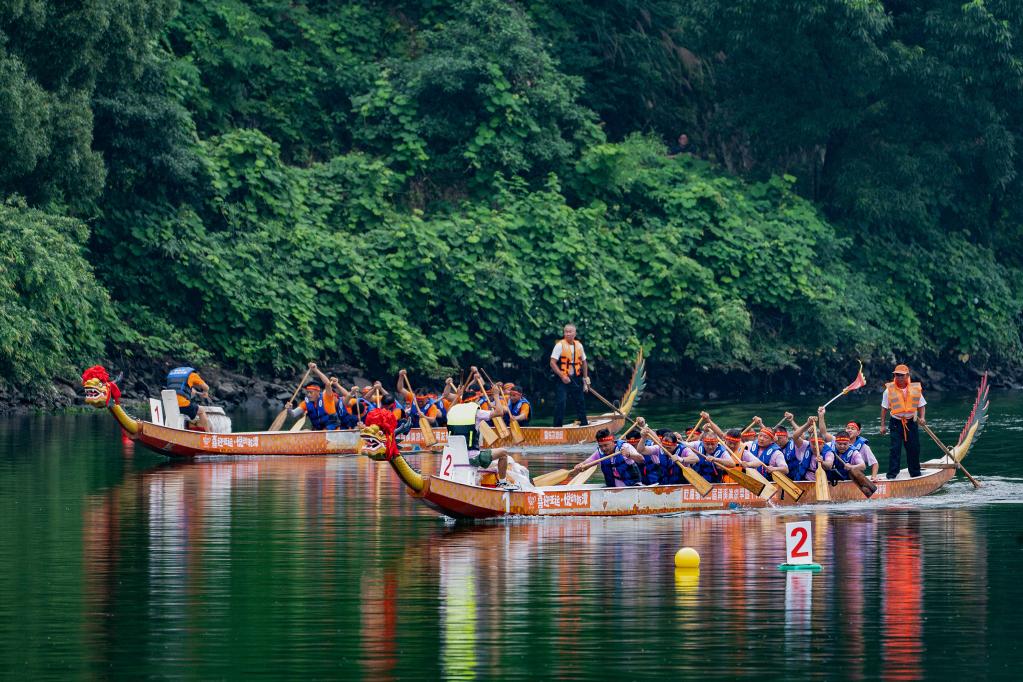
xmin=2 ymin=0 xmax=1021 ymax=396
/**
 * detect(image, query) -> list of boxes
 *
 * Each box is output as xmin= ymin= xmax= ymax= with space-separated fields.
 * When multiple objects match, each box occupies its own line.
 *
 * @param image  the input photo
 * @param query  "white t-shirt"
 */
xmin=550 ymin=339 xmax=586 ymax=376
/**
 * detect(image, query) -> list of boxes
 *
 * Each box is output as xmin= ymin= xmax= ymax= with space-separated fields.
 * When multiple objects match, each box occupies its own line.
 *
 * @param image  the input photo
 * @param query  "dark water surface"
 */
xmin=1 ymin=391 xmax=1021 ymax=679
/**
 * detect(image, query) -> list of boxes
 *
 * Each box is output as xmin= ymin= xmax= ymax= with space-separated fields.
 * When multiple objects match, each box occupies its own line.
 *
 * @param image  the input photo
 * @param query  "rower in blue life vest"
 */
xmin=740 ymin=419 xmax=789 ymax=478
xmin=505 ymin=385 xmax=531 ymax=426
xmin=821 ymin=430 xmax=867 ymax=482
xmin=805 ymin=433 xmax=835 ymax=482
xmin=817 ymin=407 xmax=880 ymax=481
xmin=683 ymin=427 xmax=734 ymax=483
xmin=774 ymin=412 xmax=817 ymax=481
xmin=571 ymin=429 xmax=644 ymax=487
xmin=286 ymin=363 xmax=342 ymax=431
xmin=633 ymin=420 xmax=678 ymax=485
xmin=165 ymin=364 xmax=211 ymax=431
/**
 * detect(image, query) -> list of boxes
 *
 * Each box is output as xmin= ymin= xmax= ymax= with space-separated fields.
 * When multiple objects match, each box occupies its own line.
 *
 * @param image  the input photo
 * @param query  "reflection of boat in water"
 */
xmin=379 ymin=379 xmax=989 ymax=520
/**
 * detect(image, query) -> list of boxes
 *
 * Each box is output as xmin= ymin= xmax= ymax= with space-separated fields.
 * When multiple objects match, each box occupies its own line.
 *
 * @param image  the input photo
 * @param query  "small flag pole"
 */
xmin=821 ymin=361 xmax=866 ymax=409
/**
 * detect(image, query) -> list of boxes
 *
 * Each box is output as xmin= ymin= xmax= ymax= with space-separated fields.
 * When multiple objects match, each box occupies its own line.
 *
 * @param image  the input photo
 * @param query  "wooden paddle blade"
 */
xmin=771 ymin=471 xmax=805 ymax=502
xmin=289 ymin=416 xmax=307 ymax=432
xmin=726 ymin=467 xmax=765 ymax=497
xmin=679 ymin=464 xmax=713 ymax=497
xmin=743 ymin=467 xmax=778 ymax=500
xmin=509 ymin=419 xmax=525 ymax=444
xmin=848 ymin=469 xmax=877 ymax=498
xmin=814 ymin=462 xmax=831 ymax=502
xmin=533 ymin=469 xmax=571 ymax=487
xmin=478 ymin=421 xmax=499 ymax=446
xmin=419 ymin=417 xmax=437 ymax=446
xmin=268 ymin=409 xmax=288 ymax=432
xmin=568 ymin=466 xmax=598 ymax=486
xmin=493 ymin=415 xmax=511 ymax=439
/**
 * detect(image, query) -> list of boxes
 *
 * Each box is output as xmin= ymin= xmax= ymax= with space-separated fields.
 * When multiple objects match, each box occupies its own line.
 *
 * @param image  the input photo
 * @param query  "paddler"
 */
xmin=634 ymin=419 xmax=679 ymax=485
xmin=165 ymin=363 xmax=211 ymax=431
xmin=805 ymin=432 xmax=835 ymax=482
xmin=683 ymin=427 xmax=731 ymax=483
xmin=286 ymin=363 xmax=341 ymax=431
xmin=823 ymin=430 xmax=867 ymax=481
xmin=505 ymin=385 xmax=531 ymax=426
xmin=569 ymin=428 xmax=644 ymax=487
xmin=817 ymin=407 xmax=880 ymax=481
xmin=445 ymin=378 xmax=518 ymax=490
xmin=702 ymin=414 xmax=787 ymax=476
xmin=549 ymin=323 xmax=590 ymax=427
xmin=879 ymin=363 xmax=926 ymax=479
xmin=775 ymin=413 xmax=816 ymax=481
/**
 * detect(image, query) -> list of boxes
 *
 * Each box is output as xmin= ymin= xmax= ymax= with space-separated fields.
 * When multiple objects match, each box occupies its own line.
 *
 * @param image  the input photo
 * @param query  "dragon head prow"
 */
xmin=82 ymin=365 xmax=121 ymax=408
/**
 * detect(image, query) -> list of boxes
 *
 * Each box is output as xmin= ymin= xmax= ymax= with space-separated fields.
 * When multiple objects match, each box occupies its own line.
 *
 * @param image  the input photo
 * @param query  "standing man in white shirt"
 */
xmin=879 ymin=363 xmax=927 ymax=479
xmin=549 ymin=323 xmax=590 ymax=427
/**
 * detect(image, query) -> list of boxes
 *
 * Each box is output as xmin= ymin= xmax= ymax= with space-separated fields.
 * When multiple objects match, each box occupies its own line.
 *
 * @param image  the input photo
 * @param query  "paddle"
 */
xmin=467 ymin=371 xmax=500 ymax=446
xmin=289 ymin=416 xmax=307 ymax=432
xmin=920 ymin=422 xmax=981 ymax=489
xmin=811 ymin=423 xmax=830 ymax=502
xmin=715 ymin=438 xmax=774 ymax=500
xmin=587 ymin=389 xmax=712 ymax=496
xmin=401 ymin=372 xmax=437 ymax=447
xmin=478 ymin=368 xmax=511 ymax=439
xmin=268 ymin=368 xmax=311 ymax=431
xmin=536 ymin=444 xmax=644 ymax=488
xmin=480 ymin=368 xmax=523 ymax=442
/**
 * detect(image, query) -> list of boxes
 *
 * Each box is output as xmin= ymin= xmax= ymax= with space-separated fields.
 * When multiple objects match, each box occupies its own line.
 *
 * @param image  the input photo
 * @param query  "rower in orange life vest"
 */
xmin=549 ymin=323 xmax=590 ymax=427
xmin=879 ymin=363 xmax=926 ymax=479
xmin=165 ymin=364 xmax=211 ymax=431
xmin=285 ymin=363 xmax=342 ymax=430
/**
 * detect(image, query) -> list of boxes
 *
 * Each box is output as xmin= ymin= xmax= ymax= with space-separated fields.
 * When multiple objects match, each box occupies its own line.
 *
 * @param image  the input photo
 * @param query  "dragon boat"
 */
xmin=363 ymin=377 xmax=989 ymax=520
xmin=80 ymin=354 xmax=644 ymax=458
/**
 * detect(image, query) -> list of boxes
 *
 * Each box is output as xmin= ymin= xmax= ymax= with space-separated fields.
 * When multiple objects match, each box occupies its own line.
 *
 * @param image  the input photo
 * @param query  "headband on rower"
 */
xmin=835 ymin=435 xmax=850 ymax=444
xmin=774 ymin=429 xmax=788 ymax=437
xmin=597 ymin=435 xmax=615 ymax=444
xmin=759 ymin=427 xmax=775 ymax=438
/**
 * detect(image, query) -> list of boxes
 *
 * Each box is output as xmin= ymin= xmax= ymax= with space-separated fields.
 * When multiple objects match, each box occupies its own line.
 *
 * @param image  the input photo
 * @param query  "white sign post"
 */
xmin=784 ymin=521 xmax=813 ymax=566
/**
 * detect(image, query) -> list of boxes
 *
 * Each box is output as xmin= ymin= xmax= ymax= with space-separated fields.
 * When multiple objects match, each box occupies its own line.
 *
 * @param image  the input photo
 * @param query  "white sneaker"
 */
xmin=497 ymin=480 xmax=520 ymax=491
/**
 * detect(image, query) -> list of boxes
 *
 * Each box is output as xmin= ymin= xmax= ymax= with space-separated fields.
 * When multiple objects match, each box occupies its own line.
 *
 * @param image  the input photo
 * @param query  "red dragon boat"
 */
xmin=365 ymin=377 xmax=989 ymax=519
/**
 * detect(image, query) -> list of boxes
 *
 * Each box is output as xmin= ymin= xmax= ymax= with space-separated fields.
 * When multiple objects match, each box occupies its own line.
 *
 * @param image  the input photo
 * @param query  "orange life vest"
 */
xmin=885 ymin=381 xmax=923 ymax=416
xmin=557 ymin=339 xmax=583 ymax=375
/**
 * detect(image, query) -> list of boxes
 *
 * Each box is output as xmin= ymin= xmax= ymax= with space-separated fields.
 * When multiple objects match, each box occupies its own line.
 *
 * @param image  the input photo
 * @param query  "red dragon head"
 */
xmin=360 ymin=407 xmax=399 ymax=461
xmin=82 ymin=365 xmax=121 ymax=407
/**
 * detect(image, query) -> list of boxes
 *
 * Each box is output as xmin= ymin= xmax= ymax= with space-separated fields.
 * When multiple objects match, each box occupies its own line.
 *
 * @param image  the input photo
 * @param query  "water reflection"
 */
xmin=61 ymin=454 xmax=998 ymax=679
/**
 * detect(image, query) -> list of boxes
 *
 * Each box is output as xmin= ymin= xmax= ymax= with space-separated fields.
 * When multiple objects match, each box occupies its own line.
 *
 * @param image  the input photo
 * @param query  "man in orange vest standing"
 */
xmin=549 ymin=323 xmax=590 ymax=427
xmin=879 ymin=363 xmax=926 ymax=479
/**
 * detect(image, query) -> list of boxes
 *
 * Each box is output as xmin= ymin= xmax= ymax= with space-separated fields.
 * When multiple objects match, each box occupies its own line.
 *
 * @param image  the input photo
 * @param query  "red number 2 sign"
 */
xmin=442 ymin=453 xmax=453 ymax=477
xmin=785 ymin=521 xmax=813 ymax=565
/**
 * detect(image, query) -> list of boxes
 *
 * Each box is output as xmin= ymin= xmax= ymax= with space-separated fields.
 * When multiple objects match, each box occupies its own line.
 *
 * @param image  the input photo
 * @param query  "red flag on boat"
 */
xmin=843 ymin=362 xmax=866 ymax=393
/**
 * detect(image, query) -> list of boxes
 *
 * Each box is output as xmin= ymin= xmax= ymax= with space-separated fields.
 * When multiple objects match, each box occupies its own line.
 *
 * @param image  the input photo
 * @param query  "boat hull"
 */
xmin=403 ymin=414 xmax=624 ymax=449
xmin=131 ymin=421 xmax=362 ymax=457
xmin=407 ymin=461 xmax=956 ymax=519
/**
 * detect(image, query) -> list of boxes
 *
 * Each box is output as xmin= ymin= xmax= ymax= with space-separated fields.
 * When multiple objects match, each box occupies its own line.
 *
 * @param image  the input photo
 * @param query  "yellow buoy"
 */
xmin=674 ymin=547 xmax=700 ymax=569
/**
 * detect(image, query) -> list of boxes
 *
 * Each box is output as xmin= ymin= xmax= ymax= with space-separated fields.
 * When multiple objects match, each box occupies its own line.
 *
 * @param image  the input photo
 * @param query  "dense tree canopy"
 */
xmin=0 ymin=0 xmax=1020 ymax=392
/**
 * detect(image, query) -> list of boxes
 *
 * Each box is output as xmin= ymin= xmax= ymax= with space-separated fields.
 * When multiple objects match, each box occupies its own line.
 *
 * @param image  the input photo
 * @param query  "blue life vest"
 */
xmin=304 ymin=395 xmax=340 ymax=431
xmin=599 ymin=440 xmax=642 ymax=487
xmin=831 ymin=445 xmax=857 ymax=480
xmin=786 ymin=442 xmax=815 ymax=481
xmin=746 ymin=442 xmax=781 ymax=477
xmin=656 ymin=443 xmax=687 ymax=485
xmin=166 ymin=366 xmax=196 ymax=400
xmin=507 ymin=397 xmax=531 ymax=426
xmin=641 ymin=443 xmax=673 ymax=485
xmin=691 ymin=442 xmax=724 ymax=483
xmin=427 ymin=397 xmax=447 ymax=419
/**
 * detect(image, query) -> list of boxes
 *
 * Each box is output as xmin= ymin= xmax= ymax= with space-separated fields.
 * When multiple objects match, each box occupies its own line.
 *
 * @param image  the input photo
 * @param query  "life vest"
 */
xmin=746 ymin=442 xmax=780 ymax=477
xmin=349 ymin=397 xmax=373 ymax=418
xmin=507 ymin=397 xmax=531 ymax=426
xmin=779 ymin=440 xmax=813 ymax=481
xmin=598 ymin=440 xmax=642 ymax=487
xmin=831 ymin=446 xmax=856 ymax=481
xmin=849 ymin=435 xmax=868 ymax=453
xmin=557 ymin=339 xmax=584 ymax=375
xmin=166 ymin=366 xmax=196 ymax=400
xmin=641 ymin=443 xmax=673 ymax=485
xmin=447 ymin=402 xmax=481 ymax=451
xmin=304 ymin=394 xmax=340 ymax=431
xmin=691 ymin=442 xmax=724 ymax=483
xmin=426 ymin=397 xmax=447 ymax=419
xmin=885 ymin=381 xmax=923 ymax=416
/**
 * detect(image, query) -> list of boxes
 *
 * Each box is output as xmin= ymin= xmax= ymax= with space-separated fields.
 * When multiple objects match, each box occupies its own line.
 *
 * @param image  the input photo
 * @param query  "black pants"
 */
xmin=887 ymin=417 xmax=921 ymax=479
xmin=553 ymin=377 xmax=588 ymax=427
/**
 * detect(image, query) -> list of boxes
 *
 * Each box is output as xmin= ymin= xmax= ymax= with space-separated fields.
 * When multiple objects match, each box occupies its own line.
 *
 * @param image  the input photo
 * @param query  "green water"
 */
xmin=1 ymin=391 xmax=1021 ymax=679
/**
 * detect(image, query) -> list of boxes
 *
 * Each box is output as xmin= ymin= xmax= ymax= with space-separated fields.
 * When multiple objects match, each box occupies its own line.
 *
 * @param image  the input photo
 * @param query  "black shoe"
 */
xmin=885 ymin=474 xmax=897 ymax=480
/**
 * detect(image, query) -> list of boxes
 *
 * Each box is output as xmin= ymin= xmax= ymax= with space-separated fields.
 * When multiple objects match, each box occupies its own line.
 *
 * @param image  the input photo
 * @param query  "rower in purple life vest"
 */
xmin=817 ymin=406 xmax=880 ymax=481
xmin=570 ymin=428 xmax=645 ymax=487
xmin=820 ymin=430 xmax=867 ymax=482
xmin=775 ymin=412 xmax=817 ymax=481
xmin=879 ymin=363 xmax=926 ymax=479
xmin=634 ymin=419 xmax=684 ymax=485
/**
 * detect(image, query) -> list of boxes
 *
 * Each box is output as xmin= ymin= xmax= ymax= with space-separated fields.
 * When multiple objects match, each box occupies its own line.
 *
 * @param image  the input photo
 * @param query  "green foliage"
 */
xmin=0 ymin=199 xmax=112 ymax=386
